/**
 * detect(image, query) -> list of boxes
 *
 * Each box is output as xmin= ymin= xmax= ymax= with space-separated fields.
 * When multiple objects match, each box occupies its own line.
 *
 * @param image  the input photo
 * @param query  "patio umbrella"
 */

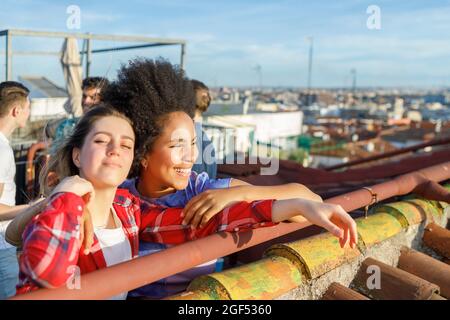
xmin=60 ymin=37 xmax=83 ymax=117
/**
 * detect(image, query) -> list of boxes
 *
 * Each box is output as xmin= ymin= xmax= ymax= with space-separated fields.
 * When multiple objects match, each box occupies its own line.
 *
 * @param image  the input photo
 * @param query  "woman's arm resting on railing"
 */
xmin=140 ymin=198 xmax=357 ymax=249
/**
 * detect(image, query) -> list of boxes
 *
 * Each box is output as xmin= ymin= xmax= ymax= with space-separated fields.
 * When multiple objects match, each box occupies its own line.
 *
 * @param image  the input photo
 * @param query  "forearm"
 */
xmin=140 ymin=200 xmax=276 ymax=244
xmin=0 ymin=204 xmax=30 ymax=221
xmin=5 ymin=199 xmax=49 ymax=247
xmin=230 ymin=183 xmax=323 ymax=203
xmin=272 ymin=198 xmax=311 ymax=223
xmin=0 ymin=203 xmax=13 ymax=215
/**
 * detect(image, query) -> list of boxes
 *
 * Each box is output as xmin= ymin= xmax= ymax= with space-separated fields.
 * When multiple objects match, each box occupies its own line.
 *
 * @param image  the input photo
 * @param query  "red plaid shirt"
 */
xmin=16 ymin=189 xmax=275 ymax=294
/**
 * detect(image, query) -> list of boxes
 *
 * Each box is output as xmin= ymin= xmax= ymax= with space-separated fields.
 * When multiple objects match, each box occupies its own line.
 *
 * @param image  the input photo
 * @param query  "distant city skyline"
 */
xmin=1 ymin=0 xmax=450 ymax=88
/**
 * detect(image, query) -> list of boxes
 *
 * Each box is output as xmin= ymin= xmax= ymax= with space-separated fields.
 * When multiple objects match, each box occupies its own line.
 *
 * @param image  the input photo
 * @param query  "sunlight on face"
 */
xmin=73 ymin=116 xmax=135 ymax=189
xmin=141 ymin=111 xmax=198 ymax=192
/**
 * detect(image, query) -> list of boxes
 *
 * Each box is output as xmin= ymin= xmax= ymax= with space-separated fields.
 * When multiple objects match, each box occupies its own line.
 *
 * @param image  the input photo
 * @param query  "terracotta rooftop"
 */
xmin=217 ymin=147 xmax=450 ymax=199
xmin=167 ymin=189 xmax=450 ymax=300
xmin=309 ymin=138 xmax=398 ymax=163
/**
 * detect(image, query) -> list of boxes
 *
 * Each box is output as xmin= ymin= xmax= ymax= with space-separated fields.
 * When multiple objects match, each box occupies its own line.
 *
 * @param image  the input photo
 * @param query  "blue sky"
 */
xmin=1 ymin=0 xmax=450 ymax=88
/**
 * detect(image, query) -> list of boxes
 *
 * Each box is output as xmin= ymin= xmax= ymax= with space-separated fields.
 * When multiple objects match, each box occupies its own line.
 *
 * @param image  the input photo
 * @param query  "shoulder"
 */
xmin=114 ymin=188 xmax=140 ymax=208
xmin=119 ymin=178 xmax=138 ymax=195
xmin=192 ymin=171 xmax=231 ymax=190
xmin=189 ymin=171 xmax=209 ymax=189
xmin=28 ymin=192 xmax=85 ymax=226
xmin=189 ymin=171 xmax=224 ymax=194
xmin=191 ymin=170 xmax=208 ymax=182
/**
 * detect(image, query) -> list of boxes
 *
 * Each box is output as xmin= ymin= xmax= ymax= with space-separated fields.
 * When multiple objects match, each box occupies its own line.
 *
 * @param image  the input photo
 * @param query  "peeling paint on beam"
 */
xmin=186 ymin=256 xmax=302 ymax=300
xmin=265 ymin=232 xmax=360 ymax=279
xmin=355 ymin=213 xmax=404 ymax=249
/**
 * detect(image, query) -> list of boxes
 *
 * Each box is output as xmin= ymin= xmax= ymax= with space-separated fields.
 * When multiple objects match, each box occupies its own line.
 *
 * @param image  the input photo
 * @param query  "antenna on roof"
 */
xmin=306 ymin=36 xmax=313 ymax=106
xmin=351 ymin=68 xmax=357 ymax=93
xmin=253 ymin=64 xmax=262 ymax=89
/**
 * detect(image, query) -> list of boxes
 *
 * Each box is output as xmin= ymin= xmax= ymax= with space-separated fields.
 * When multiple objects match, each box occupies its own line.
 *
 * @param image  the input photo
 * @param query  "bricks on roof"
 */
xmin=217 ymin=148 xmax=450 ymax=199
xmin=167 ymin=191 xmax=450 ymax=300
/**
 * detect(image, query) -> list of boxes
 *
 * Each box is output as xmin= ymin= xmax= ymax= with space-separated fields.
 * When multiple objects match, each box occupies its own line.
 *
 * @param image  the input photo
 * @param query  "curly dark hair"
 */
xmin=104 ymin=57 xmax=196 ymax=177
xmin=82 ymin=77 xmax=109 ymax=92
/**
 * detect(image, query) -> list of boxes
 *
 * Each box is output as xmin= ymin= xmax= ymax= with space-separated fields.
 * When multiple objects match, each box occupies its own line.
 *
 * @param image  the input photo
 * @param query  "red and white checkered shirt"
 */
xmin=16 ymin=189 xmax=275 ymax=294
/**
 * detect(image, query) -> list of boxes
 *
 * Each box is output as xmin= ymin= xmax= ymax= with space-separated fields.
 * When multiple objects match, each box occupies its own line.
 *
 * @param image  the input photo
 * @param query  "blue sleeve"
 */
xmin=192 ymin=124 xmax=218 ymax=179
xmin=202 ymin=131 xmax=217 ymax=179
xmin=204 ymin=134 xmax=217 ymax=179
xmin=191 ymin=172 xmax=231 ymax=195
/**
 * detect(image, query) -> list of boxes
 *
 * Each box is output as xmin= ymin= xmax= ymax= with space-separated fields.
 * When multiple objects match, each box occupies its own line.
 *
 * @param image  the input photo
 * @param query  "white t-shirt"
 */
xmin=0 ymin=131 xmax=16 ymax=250
xmin=94 ymin=208 xmax=132 ymax=300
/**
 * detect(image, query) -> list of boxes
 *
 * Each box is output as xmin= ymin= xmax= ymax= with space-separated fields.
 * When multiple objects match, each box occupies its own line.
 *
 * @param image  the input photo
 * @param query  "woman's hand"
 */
xmin=301 ymin=201 xmax=358 ymax=249
xmin=80 ymin=203 xmax=94 ymax=255
xmin=182 ymin=189 xmax=241 ymax=228
xmin=50 ymin=175 xmax=95 ymax=199
xmin=273 ymin=199 xmax=358 ymax=249
xmin=51 ymin=176 xmax=95 ymax=254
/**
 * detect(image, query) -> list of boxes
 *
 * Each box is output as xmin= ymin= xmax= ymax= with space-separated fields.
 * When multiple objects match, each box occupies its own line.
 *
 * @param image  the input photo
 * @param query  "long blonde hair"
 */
xmin=39 ymin=104 xmax=132 ymax=196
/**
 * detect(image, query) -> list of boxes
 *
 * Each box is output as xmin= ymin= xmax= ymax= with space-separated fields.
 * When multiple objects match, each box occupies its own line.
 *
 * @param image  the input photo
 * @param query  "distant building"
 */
xmin=406 ymin=111 xmax=422 ymax=122
xmin=424 ymin=93 xmax=446 ymax=105
xmin=203 ymin=101 xmax=303 ymax=161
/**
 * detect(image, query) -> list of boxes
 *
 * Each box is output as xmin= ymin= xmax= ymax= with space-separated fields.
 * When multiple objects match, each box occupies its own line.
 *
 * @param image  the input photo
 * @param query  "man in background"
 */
xmin=81 ymin=77 xmax=109 ymax=113
xmin=191 ymin=80 xmax=217 ymax=179
xmin=0 ymin=81 xmax=30 ymax=299
xmin=47 ymin=77 xmax=109 ymax=154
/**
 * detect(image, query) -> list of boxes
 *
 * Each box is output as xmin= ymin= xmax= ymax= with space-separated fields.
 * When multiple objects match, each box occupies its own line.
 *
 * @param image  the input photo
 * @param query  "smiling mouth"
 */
xmin=174 ymin=168 xmax=191 ymax=177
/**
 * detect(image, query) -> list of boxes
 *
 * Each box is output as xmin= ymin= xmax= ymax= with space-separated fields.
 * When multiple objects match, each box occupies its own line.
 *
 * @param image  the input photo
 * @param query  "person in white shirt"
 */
xmin=0 ymin=81 xmax=30 ymax=299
